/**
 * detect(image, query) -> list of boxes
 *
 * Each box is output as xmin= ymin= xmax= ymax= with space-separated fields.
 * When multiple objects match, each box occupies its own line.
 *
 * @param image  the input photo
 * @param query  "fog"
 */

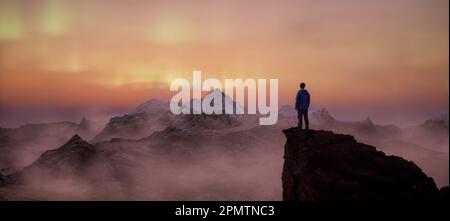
xmin=0 ymin=107 xmax=448 ymax=200
xmin=2 ymin=137 xmax=284 ymax=200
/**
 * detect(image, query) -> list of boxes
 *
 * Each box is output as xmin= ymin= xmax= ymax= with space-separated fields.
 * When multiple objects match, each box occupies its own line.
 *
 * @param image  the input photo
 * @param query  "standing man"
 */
xmin=295 ymin=82 xmax=310 ymax=129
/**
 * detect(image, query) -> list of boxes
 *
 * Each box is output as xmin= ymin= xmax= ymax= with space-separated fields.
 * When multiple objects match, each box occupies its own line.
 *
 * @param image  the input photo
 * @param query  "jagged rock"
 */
xmin=21 ymin=134 xmax=98 ymax=178
xmin=282 ymin=128 xmax=444 ymax=200
xmin=358 ymin=117 xmax=378 ymax=135
xmin=92 ymin=111 xmax=173 ymax=142
xmin=173 ymin=113 xmax=241 ymax=130
xmin=169 ymin=89 xmax=243 ymax=131
xmin=77 ymin=117 xmax=90 ymax=131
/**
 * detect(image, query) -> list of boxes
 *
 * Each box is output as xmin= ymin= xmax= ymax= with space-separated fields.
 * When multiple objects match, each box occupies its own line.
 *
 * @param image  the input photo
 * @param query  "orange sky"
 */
xmin=0 ymin=0 xmax=448 ymax=126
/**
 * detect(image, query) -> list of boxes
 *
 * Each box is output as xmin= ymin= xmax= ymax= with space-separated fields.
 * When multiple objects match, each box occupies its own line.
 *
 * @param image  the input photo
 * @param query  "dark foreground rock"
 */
xmin=282 ymin=128 xmax=446 ymax=200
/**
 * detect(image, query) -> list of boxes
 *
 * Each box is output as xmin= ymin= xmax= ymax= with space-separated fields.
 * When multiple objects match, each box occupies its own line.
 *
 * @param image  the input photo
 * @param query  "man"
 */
xmin=295 ymin=82 xmax=310 ymax=129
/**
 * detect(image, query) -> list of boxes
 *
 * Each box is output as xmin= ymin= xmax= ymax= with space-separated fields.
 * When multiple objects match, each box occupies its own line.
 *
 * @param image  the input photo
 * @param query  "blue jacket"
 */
xmin=295 ymin=89 xmax=310 ymax=110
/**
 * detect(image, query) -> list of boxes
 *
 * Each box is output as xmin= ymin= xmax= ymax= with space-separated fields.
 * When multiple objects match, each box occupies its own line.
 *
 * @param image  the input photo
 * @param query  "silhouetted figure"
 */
xmin=295 ymin=82 xmax=310 ymax=129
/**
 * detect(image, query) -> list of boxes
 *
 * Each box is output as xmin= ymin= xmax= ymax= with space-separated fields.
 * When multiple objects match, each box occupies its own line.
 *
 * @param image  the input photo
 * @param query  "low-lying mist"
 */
xmin=2 ymin=133 xmax=284 ymax=200
xmin=0 ymin=105 xmax=448 ymax=200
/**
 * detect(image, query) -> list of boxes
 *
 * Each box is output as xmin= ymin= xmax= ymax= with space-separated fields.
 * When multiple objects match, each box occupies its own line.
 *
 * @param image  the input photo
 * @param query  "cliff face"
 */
xmin=282 ymin=128 xmax=443 ymax=200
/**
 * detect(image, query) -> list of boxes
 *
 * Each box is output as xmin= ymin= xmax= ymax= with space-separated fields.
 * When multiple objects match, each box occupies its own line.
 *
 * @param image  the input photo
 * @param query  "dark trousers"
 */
xmin=297 ymin=109 xmax=309 ymax=129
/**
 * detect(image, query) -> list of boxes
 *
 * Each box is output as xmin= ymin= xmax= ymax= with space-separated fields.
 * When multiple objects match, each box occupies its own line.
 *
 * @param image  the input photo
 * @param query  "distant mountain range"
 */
xmin=0 ymin=97 xmax=448 ymax=200
xmin=281 ymin=105 xmax=448 ymax=149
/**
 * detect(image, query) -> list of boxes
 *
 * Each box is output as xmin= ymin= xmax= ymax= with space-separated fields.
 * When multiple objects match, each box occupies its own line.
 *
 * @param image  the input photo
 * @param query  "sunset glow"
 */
xmin=0 ymin=0 xmax=448 ymax=126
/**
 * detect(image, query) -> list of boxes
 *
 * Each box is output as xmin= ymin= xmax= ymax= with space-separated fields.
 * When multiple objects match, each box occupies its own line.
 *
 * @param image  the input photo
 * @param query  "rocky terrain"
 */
xmin=286 ymin=106 xmax=449 ymax=187
xmin=282 ymin=128 xmax=447 ymax=200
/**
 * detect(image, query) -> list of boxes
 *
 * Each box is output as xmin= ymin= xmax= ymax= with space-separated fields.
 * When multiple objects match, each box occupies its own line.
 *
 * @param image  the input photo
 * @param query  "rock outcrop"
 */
xmin=282 ymin=128 xmax=445 ymax=200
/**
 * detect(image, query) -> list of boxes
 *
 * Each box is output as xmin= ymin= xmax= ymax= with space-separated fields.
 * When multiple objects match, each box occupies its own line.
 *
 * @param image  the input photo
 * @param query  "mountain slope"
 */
xmin=22 ymin=135 xmax=98 ymax=178
xmin=0 ymin=121 xmax=80 ymax=168
xmin=92 ymin=110 xmax=174 ymax=142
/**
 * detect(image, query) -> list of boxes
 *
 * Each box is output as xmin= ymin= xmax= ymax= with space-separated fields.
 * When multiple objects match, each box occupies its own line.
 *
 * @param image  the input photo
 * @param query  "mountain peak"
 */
xmin=178 ymin=89 xmax=244 ymax=114
xmin=64 ymin=134 xmax=89 ymax=146
xmin=77 ymin=117 xmax=90 ymax=129
xmin=310 ymin=107 xmax=335 ymax=125
xmin=207 ymin=88 xmax=224 ymax=95
xmin=282 ymin=127 xmax=443 ymax=200
xmin=79 ymin=117 xmax=87 ymax=124
xmin=133 ymin=98 xmax=167 ymax=113
xmin=205 ymin=89 xmax=239 ymax=107
xmin=20 ymin=133 xmax=97 ymax=180
xmin=363 ymin=116 xmax=374 ymax=125
xmin=313 ymin=108 xmax=332 ymax=117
